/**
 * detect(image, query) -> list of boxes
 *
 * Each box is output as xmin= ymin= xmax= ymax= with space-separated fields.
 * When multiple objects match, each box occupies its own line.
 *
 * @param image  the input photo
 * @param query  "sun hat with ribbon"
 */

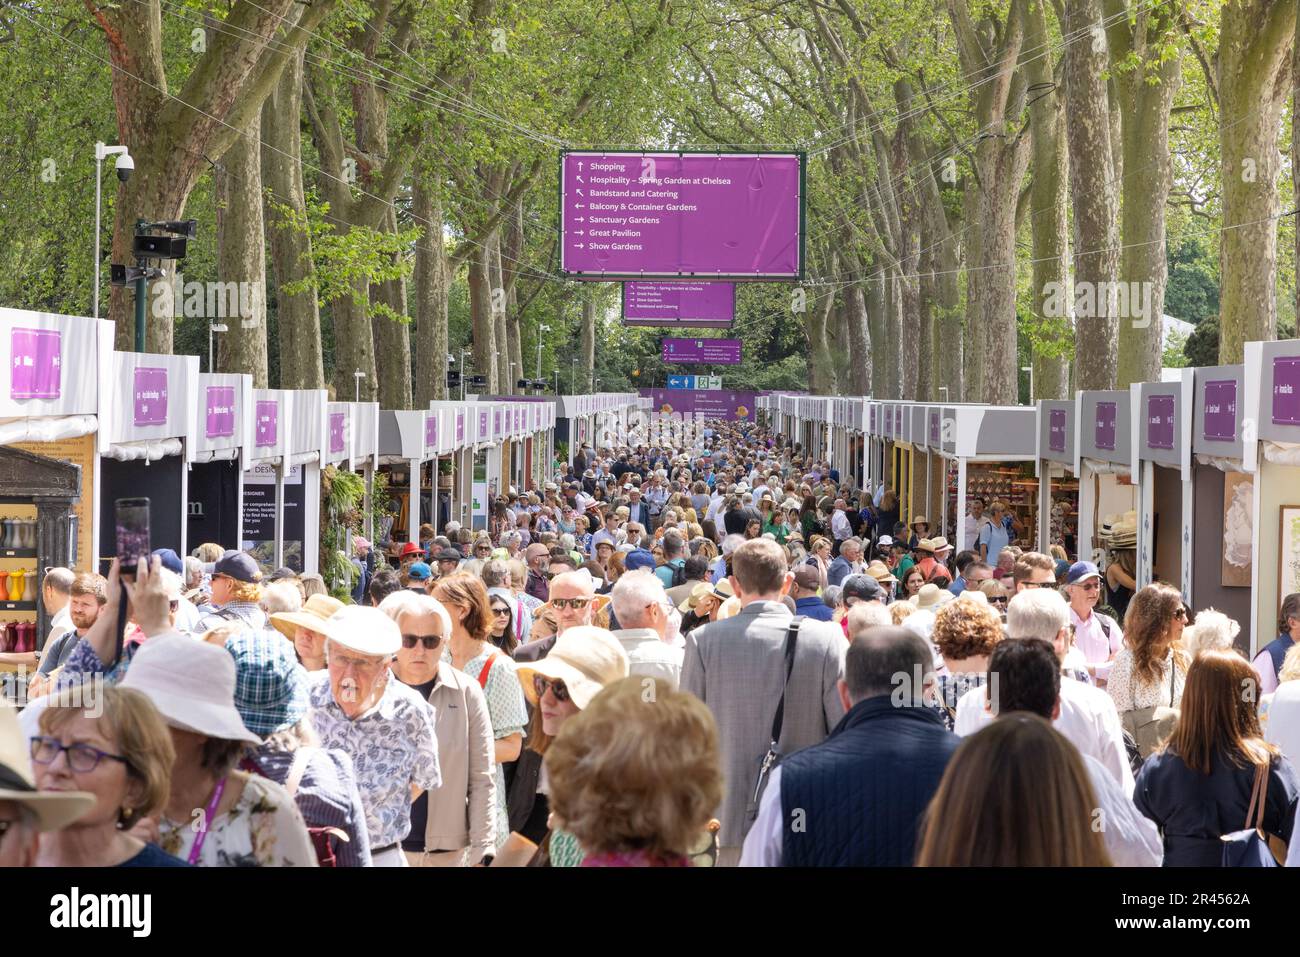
xmin=120 ymin=632 xmax=261 ymax=743
xmin=865 ymin=560 xmax=896 ymax=584
xmin=911 ymin=583 xmax=954 ymax=612
xmin=224 ymin=630 xmax=310 ymax=737
xmin=516 ymin=625 xmax=629 ymax=711
xmin=0 ymin=700 xmax=95 ymax=831
xmin=270 ymin=593 xmax=344 ymax=642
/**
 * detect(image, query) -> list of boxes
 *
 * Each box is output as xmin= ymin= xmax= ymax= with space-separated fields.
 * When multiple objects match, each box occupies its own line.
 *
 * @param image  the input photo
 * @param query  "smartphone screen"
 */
xmin=114 ymin=498 xmax=151 ymax=575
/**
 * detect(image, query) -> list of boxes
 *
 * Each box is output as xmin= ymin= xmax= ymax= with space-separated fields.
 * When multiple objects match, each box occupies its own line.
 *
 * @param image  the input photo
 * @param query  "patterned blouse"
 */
xmin=444 ymin=646 xmax=528 ymax=849
xmin=157 ymin=774 xmax=317 ymax=867
xmin=1106 ymin=646 xmax=1185 ymax=713
xmin=307 ymin=671 xmax=442 ymax=849
xmin=931 ymin=672 xmax=988 ymax=732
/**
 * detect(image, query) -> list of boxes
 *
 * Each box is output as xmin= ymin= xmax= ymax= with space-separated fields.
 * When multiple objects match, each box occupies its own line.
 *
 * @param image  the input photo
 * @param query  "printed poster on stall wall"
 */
xmin=241 ymin=463 xmax=306 ymax=574
xmin=1221 ymin=472 xmax=1253 ymax=588
xmin=13 ymin=434 xmax=94 ymax=571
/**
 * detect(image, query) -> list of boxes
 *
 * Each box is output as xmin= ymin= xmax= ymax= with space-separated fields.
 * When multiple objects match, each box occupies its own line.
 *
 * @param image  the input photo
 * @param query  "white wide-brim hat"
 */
xmin=317 ymin=604 xmax=402 ymax=657
xmin=0 ymin=700 xmax=95 ymax=831
xmin=516 ymin=626 xmax=629 ymax=711
xmin=121 ymin=633 xmax=260 ymax=743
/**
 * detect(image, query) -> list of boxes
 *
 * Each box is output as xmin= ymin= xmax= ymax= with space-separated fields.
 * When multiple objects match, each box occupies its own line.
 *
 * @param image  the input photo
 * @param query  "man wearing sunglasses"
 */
xmin=515 ymin=570 xmax=604 ymax=664
xmin=1011 ymin=552 xmax=1058 ymax=593
xmin=1065 ymin=561 xmax=1123 ymax=685
xmin=380 ymin=591 xmax=495 ymax=868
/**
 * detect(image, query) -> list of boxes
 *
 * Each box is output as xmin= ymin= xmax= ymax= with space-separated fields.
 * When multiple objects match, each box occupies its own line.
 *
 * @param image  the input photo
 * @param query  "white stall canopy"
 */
xmin=104 ymin=351 xmax=199 ymax=461
xmin=194 ymin=373 xmax=253 ymax=464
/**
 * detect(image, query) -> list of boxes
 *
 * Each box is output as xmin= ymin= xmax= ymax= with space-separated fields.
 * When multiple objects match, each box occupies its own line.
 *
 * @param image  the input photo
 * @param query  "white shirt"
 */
xmin=1265 ymin=680 xmax=1300 ymax=770
xmin=613 ymin=628 xmax=683 ymax=689
xmin=1081 ymin=752 xmax=1162 ymax=866
xmin=954 ymin=674 xmax=1135 ymax=796
xmin=739 ymin=765 xmax=785 ymax=867
xmin=830 ymin=510 xmax=852 ymax=541
xmin=43 ymin=606 xmax=72 ymax=650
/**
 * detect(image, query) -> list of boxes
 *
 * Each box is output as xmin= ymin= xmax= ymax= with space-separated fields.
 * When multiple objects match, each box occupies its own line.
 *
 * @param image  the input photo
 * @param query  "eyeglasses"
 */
xmin=1174 ymin=607 xmax=1189 ymax=621
xmin=1019 ymin=580 xmax=1054 ymax=589
xmin=534 ymin=675 xmax=571 ymax=702
xmin=401 ymin=633 xmax=443 ymax=650
xmin=30 ymin=736 xmax=129 ymax=773
xmin=490 ymin=606 xmax=511 ymax=618
xmin=550 ymin=597 xmax=591 ymax=610
xmin=1076 ymin=580 xmax=1101 ymax=592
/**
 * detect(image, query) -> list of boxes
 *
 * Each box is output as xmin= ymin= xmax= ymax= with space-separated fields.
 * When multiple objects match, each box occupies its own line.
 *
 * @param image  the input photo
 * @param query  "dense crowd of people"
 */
xmin=2 ymin=417 xmax=1299 ymax=868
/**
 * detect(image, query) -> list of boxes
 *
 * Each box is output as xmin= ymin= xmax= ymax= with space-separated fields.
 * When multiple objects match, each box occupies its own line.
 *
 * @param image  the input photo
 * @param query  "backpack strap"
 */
xmin=477 ymin=653 xmax=498 ymax=690
xmin=769 ymin=617 xmax=805 ymax=749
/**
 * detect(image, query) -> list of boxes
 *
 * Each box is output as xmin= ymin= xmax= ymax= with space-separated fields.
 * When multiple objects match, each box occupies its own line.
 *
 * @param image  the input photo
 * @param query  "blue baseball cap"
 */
xmin=624 ymin=549 xmax=657 ymax=573
xmin=151 ymin=548 xmax=183 ymax=575
xmin=1066 ymin=561 xmax=1101 ymax=585
xmin=407 ymin=561 xmax=432 ymax=581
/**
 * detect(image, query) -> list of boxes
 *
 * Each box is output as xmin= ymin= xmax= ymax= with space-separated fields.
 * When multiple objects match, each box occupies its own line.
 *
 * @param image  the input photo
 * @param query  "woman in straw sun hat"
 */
xmin=270 ymin=593 xmax=345 ymax=673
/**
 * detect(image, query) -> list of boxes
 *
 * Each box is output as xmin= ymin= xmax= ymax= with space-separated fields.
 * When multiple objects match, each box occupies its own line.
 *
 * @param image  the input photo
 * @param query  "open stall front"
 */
xmin=0 ymin=309 xmax=114 ymax=655
xmin=1035 ymin=398 xmax=1081 ymax=561
xmin=1077 ymin=390 xmax=1139 ymax=613
xmin=1134 ymin=375 xmax=1195 ymax=598
xmin=937 ymin=405 xmax=1037 ymax=555
xmin=1188 ymin=364 xmax=1253 ymax=652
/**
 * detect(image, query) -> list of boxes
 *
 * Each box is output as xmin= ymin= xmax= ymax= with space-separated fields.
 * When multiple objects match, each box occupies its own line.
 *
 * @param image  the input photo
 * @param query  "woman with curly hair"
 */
xmin=930 ymin=596 xmax=1003 ymax=731
xmin=545 ymin=676 xmax=721 ymax=867
xmin=1107 ymin=582 xmax=1190 ymax=717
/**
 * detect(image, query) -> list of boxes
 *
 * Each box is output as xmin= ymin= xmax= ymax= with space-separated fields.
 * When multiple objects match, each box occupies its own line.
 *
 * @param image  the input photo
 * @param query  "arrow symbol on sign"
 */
xmin=575 ymin=204 xmax=585 ymax=209
xmin=575 ymin=189 xmax=584 ymax=197
xmin=576 ymin=175 xmax=584 ymax=183
xmin=575 ymin=217 xmax=584 ymax=223
xmin=575 ymin=243 xmax=585 ymax=248
xmin=575 ymin=231 xmax=584 ymax=236
xmin=578 ymin=161 xmax=584 ymax=171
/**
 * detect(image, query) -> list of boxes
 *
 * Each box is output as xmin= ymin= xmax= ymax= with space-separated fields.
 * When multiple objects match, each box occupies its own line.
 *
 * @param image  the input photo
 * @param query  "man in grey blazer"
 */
xmin=681 ymin=538 xmax=846 ymax=866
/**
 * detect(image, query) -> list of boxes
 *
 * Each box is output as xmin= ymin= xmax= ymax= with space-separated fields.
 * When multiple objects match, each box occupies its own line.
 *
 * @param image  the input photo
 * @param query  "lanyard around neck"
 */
xmin=187 ymin=776 xmax=227 ymax=866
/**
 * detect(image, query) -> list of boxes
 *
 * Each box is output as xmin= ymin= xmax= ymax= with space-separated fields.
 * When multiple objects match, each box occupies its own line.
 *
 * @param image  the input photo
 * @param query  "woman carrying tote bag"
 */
xmin=1107 ymin=584 xmax=1188 ymax=758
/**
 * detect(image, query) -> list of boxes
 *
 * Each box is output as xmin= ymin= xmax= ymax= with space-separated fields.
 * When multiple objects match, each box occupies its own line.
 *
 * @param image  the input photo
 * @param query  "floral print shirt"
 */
xmin=158 ymin=773 xmax=317 ymax=867
xmin=444 ymin=645 xmax=527 ymax=849
xmin=307 ymin=670 xmax=442 ymax=848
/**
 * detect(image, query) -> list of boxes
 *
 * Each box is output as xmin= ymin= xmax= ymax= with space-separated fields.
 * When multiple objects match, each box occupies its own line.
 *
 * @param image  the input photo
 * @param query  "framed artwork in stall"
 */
xmin=1279 ymin=505 xmax=1300 ymax=606
xmin=1221 ymin=473 xmax=1253 ymax=588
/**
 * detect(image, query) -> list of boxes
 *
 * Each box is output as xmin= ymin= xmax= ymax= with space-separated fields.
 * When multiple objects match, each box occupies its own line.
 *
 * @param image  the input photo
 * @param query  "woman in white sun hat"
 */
xmin=121 ymin=633 xmax=317 ymax=866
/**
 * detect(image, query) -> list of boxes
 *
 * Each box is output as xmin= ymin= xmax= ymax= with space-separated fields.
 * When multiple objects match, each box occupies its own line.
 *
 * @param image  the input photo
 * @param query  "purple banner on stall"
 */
xmin=662 ymin=338 xmax=742 ymax=364
xmin=1095 ymin=401 xmax=1117 ymax=451
xmin=132 ymin=367 xmax=168 ymax=426
xmin=10 ymin=327 xmax=62 ymax=400
xmin=425 ymin=414 xmax=438 ymax=450
xmin=885 ymin=407 xmax=893 ymax=434
xmin=623 ymin=282 xmax=736 ymax=327
xmin=478 ymin=410 xmax=489 ymax=441
xmin=1203 ymin=380 xmax=1237 ymax=442
xmin=205 ymin=386 xmax=236 ymax=439
xmin=255 ymin=400 xmax=278 ymax=447
xmin=640 ymin=388 xmax=757 ymax=421
xmin=456 ymin=411 xmax=465 ymax=444
xmin=329 ymin=412 xmax=346 ymax=454
xmin=561 ymin=152 xmax=802 ymax=278
xmin=1049 ymin=409 xmax=1067 ymax=453
xmin=1147 ymin=394 xmax=1176 ymax=450
xmin=929 ymin=411 xmax=940 ymax=445
xmin=869 ymin=405 xmax=877 ymax=432
xmin=1272 ymin=356 xmax=1300 ymax=426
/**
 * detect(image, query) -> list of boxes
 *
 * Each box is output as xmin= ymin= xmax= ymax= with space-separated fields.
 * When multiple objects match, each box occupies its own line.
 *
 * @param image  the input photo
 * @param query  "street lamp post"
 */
xmin=938 ymin=386 xmax=949 ymax=402
xmin=571 ymin=358 xmax=577 ymax=395
xmin=1021 ymin=365 xmax=1033 ymax=403
xmin=536 ymin=324 xmax=550 ymax=379
xmin=460 ymin=348 xmax=469 ymax=401
xmin=93 ymin=142 xmax=133 ymax=319
xmin=208 ymin=321 xmax=228 ymax=373
xmin=354 ymin=369 xmax=366 ymax=402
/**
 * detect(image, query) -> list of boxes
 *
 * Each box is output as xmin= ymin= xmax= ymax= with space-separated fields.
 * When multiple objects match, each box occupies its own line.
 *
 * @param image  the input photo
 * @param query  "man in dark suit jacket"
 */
xmin=740 ymin=627 xmax=958 ymax=866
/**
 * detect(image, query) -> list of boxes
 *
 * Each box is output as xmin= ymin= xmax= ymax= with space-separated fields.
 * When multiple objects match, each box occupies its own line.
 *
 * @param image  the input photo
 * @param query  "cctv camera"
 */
xmin=115 ymin=152 xmax=134 ymax=182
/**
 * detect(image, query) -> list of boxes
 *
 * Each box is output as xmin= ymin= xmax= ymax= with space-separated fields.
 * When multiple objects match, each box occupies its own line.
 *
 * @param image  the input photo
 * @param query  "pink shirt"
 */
xmin=1070 ymin=606 xmax=1123 ymax=681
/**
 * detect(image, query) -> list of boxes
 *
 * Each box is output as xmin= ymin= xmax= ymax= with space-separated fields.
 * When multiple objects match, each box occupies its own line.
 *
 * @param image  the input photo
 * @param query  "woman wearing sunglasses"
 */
xmin=510 ymin=626 xmax=629 ymax=866
xmin=430 ymin=573 xmax=527 ymax=851
xmin=1107 ymin=583 xmax=1190 ymax=758
xmin=486 ymin=588 xmax=519 ymax=656
xmin=31 ymin=686 xmax=186 ymax=866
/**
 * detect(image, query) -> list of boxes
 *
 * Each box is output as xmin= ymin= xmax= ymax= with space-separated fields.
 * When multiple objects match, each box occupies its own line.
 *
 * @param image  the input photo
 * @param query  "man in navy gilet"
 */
xmin=740 ymin=626 xmax=958 ymax=866
xmin=1253 ymin=594 xmax=1300 ymax=695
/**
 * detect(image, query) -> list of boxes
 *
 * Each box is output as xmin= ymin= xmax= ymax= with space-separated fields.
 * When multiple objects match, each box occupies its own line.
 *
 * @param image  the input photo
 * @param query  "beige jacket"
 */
xmin=422 ymin=660 xmax=497 ymax=862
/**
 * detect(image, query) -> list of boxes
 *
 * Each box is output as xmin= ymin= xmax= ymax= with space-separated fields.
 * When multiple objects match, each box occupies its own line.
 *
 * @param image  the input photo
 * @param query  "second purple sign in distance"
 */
xmin=561 ymin=152 xmax=802 ymax=278
xmin=662 ymin=338 xmax=742 ymax=364
xmin=623 ymin=282 xmax=735 ymax=327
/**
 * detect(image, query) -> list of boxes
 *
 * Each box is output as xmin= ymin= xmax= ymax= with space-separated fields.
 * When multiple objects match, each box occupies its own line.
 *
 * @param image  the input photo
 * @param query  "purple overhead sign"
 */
xmin=560 ymin=152 xmax=802 ymax=279
xmin=662 ymin=338 xmax=742 ymax=365
xmin=641 ymin=388 xmax=756 ymax=421
xmin=1095 ymin=401 xmax=1117 ymax=451
xmin=205 ymin=386 xmax=235 ymax=439
xmin=1049 ymin=409 xmax=1067 ymax=453
xmin=425 ymin=414 xmax=438 ymax=450
xmin=623 ymin=282 xmax=736 ymax=327
xmin=1147 ymin=394 xmax=1175 ymax=450
xmin=10 ymin=327 xmax=62 ymax=400
xmin=329 ymin=412 xmax=346 ymax=454
xmin=255 ymin=400 xmax=278 ymax=447
xmin=1273 ymin=356 xmax=1300 ymax=426
xmin=1203 ymin=379 xmax=1236 ymax=441
xmin=132 ymin=367 xmax=168 ymax=426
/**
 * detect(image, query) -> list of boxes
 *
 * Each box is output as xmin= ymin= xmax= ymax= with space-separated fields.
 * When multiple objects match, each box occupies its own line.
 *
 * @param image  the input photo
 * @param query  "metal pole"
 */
xmin=94 ymin=150 xmax=102 ymax=319
xmin=571 ymin=359 xmax=576 ymax=394
xmin=536 ymin=337 xmax=543 ymax=379
xmin=208 ymin=323 xmax=213 ymax=373
xmin=132 ymin=220 xmax=147 ymax=352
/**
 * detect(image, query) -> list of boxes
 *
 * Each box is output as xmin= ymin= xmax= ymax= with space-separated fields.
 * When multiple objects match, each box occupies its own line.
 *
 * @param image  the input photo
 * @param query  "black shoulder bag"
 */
xmin=745 ymin=615 xmax=804 ymax=826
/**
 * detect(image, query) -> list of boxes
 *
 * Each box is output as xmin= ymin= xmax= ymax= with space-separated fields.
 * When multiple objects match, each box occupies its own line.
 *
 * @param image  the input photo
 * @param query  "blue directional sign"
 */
xmin=667 ymin=374 xmax=696 ymax=390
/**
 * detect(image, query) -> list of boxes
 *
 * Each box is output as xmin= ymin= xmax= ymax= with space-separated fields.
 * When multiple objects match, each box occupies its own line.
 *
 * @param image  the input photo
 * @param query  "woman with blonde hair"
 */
xmin=916 ymin=713 xmax=1112 ymax=866
xmin=1107 ymin=583 xmax=1190 ymax=730
xmin=545 ymin=676 xmax=721 ymax=867
xmin=804 ymin=535 xmax=832 ymax=590
xmin=1134 ymin=650 xmax=1300 ymax=866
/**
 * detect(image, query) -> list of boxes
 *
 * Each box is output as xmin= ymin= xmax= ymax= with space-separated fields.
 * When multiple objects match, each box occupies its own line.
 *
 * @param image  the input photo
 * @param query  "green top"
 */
xmin=763 ymin=517 xmax=788 ymax=543
xmin=549 ymin=827 xmax=585 ymax=867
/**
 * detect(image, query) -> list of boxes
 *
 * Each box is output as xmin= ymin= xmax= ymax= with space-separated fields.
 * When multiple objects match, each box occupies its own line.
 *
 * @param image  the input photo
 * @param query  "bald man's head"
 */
xmin=548 ymin=570 xmax=599 ymax=634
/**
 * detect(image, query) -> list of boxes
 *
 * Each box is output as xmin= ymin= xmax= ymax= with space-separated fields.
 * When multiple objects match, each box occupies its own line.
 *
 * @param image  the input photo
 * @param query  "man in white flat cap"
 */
xmin=308 ymin=605 xmax=442 ymax=867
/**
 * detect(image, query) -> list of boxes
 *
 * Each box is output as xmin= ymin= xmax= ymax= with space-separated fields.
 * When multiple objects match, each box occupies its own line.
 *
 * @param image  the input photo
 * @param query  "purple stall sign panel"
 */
xmin=929 ymin=412 xmax=940 ymax=445
xmin=640 ymin=388 xmax=756 ymax=421
xmin=561 ymin=153 xmax=802 ymax=278
xmin=623 ymin=282 xmax=736 ymax=327
xmin=255 ymin=400 xmax=278 ymax=447
xmin=329 ymin=412 xmax=346 ymax=454
xmin=478 ymin=410 xmax=489 ymax=440
xmin=869 ymin=405 xmax=876 ymax=431
xmin=206 ymin=386 xmax=236 ymax=438
xmin=1147 ymin=394 xmax=1176 ymax=450
xmin=1273 ymin=356 xmax=1300 ymax=426
xmin=10 ymin=327 xmax=62 ymax=400
xmin=456 ymin=411 xmax=465 ymax=444
xmin=425 ymin=414 xmax=438 ymax=450
xmin=1094 ymin=401 xmax=1117 ymax=451
xmin=133 ymin=367 xmax=168 ymax=426
xmin=1049 ymin=409 xmax=1067 ymax=453
xmin=1203 ymin=380 xmax=1237 ymax=442
xmin=662 ymin=338 xmax=742 ymax=365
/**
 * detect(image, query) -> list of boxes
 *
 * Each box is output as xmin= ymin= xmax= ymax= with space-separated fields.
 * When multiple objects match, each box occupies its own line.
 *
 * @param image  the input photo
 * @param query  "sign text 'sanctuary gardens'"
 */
xmin=560 ymin=152 xmax=804 ymax=279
